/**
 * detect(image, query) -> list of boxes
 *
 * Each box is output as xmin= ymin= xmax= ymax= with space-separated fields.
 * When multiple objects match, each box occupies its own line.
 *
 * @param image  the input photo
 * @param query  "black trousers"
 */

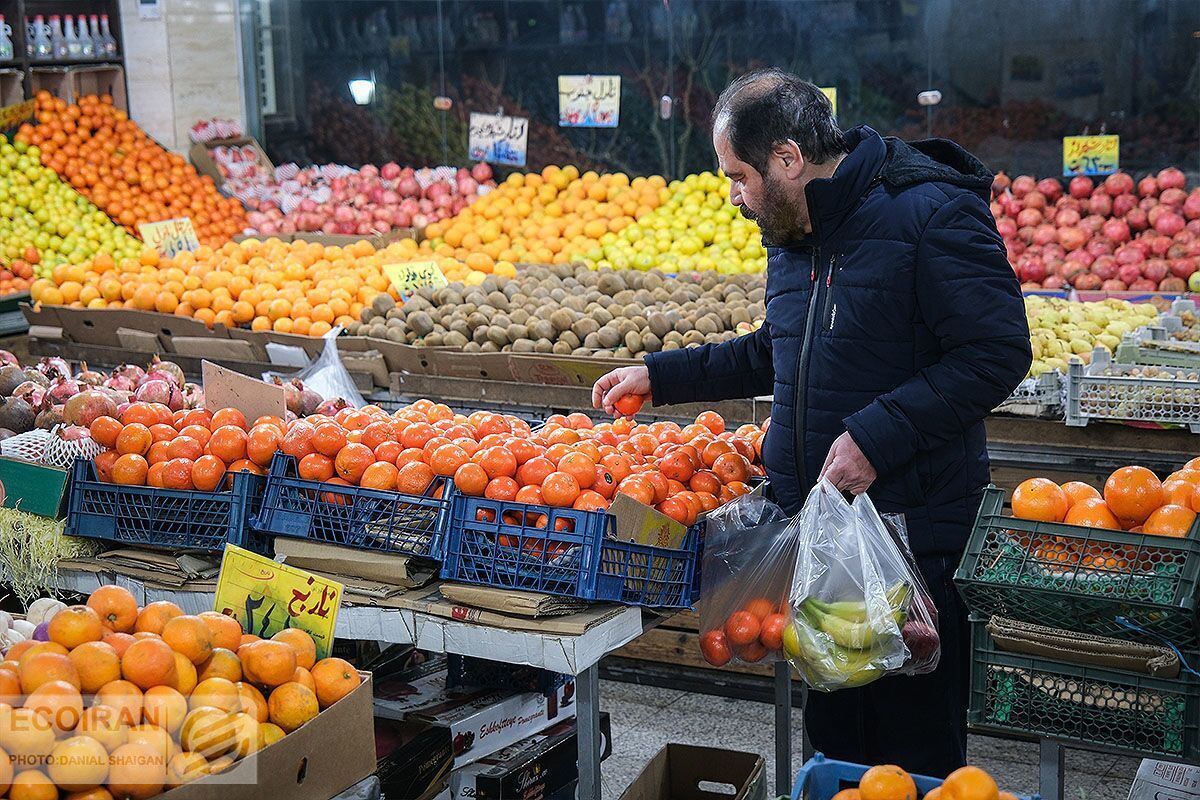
xmin=802 ymin=553 xmax=970 ymax=778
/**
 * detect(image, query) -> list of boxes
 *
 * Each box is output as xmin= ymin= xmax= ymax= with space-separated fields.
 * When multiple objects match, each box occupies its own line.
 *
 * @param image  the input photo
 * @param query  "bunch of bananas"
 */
xmin=783 ymin=581 xmax=912 ymax=691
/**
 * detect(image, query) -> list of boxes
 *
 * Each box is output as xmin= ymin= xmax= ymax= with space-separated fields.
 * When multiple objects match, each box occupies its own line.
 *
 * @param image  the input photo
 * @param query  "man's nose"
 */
xmin=729 ymin=184 xmax=742 ymax=206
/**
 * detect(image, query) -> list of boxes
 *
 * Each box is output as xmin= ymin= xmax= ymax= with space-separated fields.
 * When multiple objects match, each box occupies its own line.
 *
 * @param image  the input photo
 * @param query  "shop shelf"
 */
xmin=955 ymin=486 xmax=1200 ymax=650
xmin=66 ymin=458 xmax=267 ymax=553
xmin=970 ymin=618 xmax=1200 ymax=762
xmin=441 ymin=489 xmax=700 ymax=608
xmin=1065 ymin=348 xmax=1200 ymax=432
xmin=252 ymin=453 xmax=450 ymax=558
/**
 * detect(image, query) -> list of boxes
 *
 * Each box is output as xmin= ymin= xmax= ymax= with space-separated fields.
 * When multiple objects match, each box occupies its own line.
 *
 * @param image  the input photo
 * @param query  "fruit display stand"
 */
xmin=0 ymin=289 xmax=29 ymax=335
xmin=45 ymin=567 xmax=647 ymax=800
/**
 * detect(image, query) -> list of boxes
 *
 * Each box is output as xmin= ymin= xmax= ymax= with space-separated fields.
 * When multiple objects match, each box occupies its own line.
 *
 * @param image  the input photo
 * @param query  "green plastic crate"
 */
xmin=955 ymin=487 xmax=1200 ymax=650
xmin=970 ymin=619 xmax=1200 ymax=761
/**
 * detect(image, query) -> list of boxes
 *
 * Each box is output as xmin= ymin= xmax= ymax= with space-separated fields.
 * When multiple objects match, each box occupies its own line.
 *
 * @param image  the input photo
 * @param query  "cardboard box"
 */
xmin=0 ymin=457 xmax=69 ymax=518
xmin=451 ymin=714 xmax=612 ymax=800
xmin=336 ymin=337 xmax=390 ymax=387
xmin=619 ymin=745 xmax=766 ymax=800
xmin=162 ymin=672 xmax=376 ymax=800
xmin=374 ymin=666 xmax=576 ymax=770
xmin=291 ymin=229 xmax=420 ymax=249
xmin=0 ymin=70 xmax=25 ymax=107
xmin=30 ymin=65 xmax=127 ymax=111
xmin=189 ymin=136 xmax=275 ymax=189
xmin=507 ymin=353 xmax=641 ymax=387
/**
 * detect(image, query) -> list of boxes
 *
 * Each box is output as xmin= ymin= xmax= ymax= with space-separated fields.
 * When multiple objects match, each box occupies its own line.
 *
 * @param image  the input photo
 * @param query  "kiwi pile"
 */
xmin=349 ymin=265 xmax=766 ymax=358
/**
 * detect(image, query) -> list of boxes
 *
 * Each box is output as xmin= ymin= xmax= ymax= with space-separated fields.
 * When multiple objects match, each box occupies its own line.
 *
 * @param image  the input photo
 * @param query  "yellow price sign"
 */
xmin=0 ymin=99 xmax=35 ymax=130
xmin=819 ymin=87 xmax=838 ymax=116
xmin=213 ymin=544 xmax=342 ymax=659
xmin=1063 ymin=135 xmax=1119 ymax=177
xmin=383 ymin=261 xmax=449 ymax=295
xmin=138 ymin=218 xmax=201 ymax=259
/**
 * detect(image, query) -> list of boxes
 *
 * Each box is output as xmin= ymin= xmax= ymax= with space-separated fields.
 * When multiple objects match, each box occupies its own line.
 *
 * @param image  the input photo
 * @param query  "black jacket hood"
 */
xmin=881 ymin=136 xmax=994 ymax=200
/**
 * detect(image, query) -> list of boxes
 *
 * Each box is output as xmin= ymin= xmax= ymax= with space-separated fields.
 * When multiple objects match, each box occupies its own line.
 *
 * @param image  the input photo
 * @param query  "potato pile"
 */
xmin=350 ymin=266 xmax=765 ymax=358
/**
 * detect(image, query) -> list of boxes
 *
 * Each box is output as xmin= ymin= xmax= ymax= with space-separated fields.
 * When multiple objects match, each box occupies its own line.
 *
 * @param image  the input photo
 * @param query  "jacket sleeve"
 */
xmin=843 ymin=191 xmax=1031 ymax=476
xmin=643 ymin=323 xmax=774 ymax=406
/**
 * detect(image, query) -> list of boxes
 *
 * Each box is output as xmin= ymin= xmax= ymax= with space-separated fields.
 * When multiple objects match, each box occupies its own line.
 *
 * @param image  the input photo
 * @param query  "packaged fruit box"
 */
xmin=955 ymin=485 xmax=1200 ymax=650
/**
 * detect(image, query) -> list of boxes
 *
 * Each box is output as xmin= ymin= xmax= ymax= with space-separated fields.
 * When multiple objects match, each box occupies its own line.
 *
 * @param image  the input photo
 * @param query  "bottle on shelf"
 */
xmin=64 ymin=14 xmax=80 ymax=57
xmin=32 ymin=15 xmax=52 ymax=60
xmin=0 ymin=16 xmax=13 ymax=61
xmin=89 ymin=16 xmax=102 ymax=56
xmin=99 ymin=14 xmax=117 ymax=57
xmin=78 ymin=16 xmax=94 ymax=57
xmin=49 ymin=15 xmax=66 ymax=59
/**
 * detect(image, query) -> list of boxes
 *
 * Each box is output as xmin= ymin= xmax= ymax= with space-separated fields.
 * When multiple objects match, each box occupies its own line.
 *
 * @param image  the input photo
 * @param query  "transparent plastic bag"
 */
xmin=785 ymin=479 xmax=940 ymax=691
xmin=697 ymin=493 xmax=799 ymax=667
xmin=282 ymin=329 xmax=365 ymax=409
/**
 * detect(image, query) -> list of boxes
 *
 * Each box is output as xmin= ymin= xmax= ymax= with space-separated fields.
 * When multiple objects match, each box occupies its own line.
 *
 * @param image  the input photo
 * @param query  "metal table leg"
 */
xmin=578 ymin=664 xmax=602 ymax=800
xmin=1039 ymin=740 xmax=1064 ymax=800
xmin=775 ymin=660 xmax=792 ymax=797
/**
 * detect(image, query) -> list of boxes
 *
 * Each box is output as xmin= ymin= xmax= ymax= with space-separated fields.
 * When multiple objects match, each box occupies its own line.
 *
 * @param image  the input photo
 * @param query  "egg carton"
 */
xmin=1065 ymin=348 xmax=1200 ymax=432
xmin=993 ymin=372 xmax=1063 ymax=418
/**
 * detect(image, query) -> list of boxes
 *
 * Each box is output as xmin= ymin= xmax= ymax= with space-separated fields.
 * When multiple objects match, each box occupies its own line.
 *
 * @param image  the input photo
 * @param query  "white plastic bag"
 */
xmin=784 ymin=479 xmax=940 ymax=691
xmin=270 ymin=329 xmax=365 ymax=409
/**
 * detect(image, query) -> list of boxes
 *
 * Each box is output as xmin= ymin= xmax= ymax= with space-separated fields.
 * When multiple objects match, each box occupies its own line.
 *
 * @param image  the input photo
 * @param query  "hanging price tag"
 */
xmin=1062 ymin=135 xmax=1119 ymax=177
xmin=819 ymin=87 xmax=838 ymax=116
xmin=558 ymin=75 xmax=621 ymax=128
xmin=469 ymin=112 xmax=528 ymax=167
xmin=383 ymin=261 xmax=449 ymax=295
xmin=213 ymin=544 xmax=342 ymax=659
xmin=138 ymin=218 xmax=201 ymax=259
xmin=0 ymin=99 xmax=35 ymax=130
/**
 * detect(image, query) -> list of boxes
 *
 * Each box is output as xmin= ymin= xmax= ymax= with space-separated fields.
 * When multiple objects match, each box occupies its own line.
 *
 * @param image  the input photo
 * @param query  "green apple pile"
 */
xmin=1025 ymin=296 xmax=1159 ymax=376
xmin=0 ymin=135 xmax=142 ymax=275
xmin=578 ymin=172 xmax=767 ymax=274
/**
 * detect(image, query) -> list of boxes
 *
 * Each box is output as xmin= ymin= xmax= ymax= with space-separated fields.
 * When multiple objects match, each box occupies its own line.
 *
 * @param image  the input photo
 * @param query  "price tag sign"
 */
xmin=558 ymin=75 xmax=621 ymax=128
xmin=1063 ymin=135 xmax=1119 ymax=177
xmin=820 ymin=87 xmax=838 ymax=116
xmin=383 ymin=261 xmax=449 ymax=295
xmin=213 ymin=544 xmax=342 ymax=659
xmin=0 ymin=99 xmax=35 ymax=130
xmin=469 ymin=112 xmax=529 ymax=167
xmin=138 ymin=218 xmax=201 ymax=259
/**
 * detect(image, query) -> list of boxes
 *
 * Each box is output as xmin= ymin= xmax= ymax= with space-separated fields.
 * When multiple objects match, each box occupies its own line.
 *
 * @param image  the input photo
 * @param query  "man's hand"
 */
xmin=592 ymin=366 xmax=652 ymax=416
xmin=820 ymin=431 xmax=877 ymax=495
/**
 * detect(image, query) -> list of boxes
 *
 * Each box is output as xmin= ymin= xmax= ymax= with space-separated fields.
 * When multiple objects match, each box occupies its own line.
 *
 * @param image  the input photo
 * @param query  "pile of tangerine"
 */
xmin=16 ymin=93 xmax=246 ymax=247
xmin=88 ymin=398 xmax=766 ymax=530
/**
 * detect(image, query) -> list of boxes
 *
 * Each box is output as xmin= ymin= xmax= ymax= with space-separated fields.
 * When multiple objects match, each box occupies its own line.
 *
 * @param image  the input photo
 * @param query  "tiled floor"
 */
xmin=598 ymin=679 xmax=1143 ymax=799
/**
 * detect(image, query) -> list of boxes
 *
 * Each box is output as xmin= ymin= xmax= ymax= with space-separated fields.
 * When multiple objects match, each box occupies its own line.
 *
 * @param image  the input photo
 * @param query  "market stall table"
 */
xmin=50 ymin=566 xmax=648 ymax=799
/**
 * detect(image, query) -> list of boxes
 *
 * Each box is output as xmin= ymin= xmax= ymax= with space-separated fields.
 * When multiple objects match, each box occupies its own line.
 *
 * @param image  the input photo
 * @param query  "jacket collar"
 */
xmin=801 ymin=125 xmax=886 ymax=245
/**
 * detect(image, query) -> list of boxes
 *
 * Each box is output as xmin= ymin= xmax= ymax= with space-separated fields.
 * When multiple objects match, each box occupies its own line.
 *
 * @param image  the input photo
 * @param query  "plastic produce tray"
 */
xmin=1065 ymin=347 xmax=1200 ymax=432
xmin=955 ymin=487 xmax=1200 ymax=650
xmin=66 ymin=458 xmax=267 ymax=553
xmin=970 ymin=618 xmax=1200 ymax=761
xmin=993 ymin=372 xmax=1063 ymax=418
xmin=252 ymin=453 xmax=450 ymax=558
xmin=440 ymin=489 xmax=700 ymax=608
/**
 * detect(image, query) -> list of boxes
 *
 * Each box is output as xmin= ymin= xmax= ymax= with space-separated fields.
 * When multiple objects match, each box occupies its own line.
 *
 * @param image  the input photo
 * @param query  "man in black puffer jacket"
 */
xmin=592 ymin=69 xmax=1031 ymax=776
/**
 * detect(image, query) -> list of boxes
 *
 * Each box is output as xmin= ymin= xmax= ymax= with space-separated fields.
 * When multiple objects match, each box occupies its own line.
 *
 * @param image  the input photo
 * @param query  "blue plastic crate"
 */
xmin=792 ymin=754 xmax=1037 ymax=800
xmin=66 ymin=458 xmax=266 ymax=553
xmin=252 ymin=453 xmax=450 ymax=558
xmin=440 ymin=489 xmax=699 ymax=608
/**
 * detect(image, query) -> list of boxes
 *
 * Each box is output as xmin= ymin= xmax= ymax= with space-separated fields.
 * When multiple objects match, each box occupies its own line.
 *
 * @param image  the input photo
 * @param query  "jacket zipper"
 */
xmin=793 ymin=246 xmax=826 ymax=491
xmin=822 ymin=254 xmax=839 ymax=331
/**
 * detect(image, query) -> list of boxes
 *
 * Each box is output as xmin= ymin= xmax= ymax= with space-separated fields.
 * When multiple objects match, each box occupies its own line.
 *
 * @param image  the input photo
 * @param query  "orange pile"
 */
xmin=16 ymin=93 xmax=246 ymax=247
xmin=1012 ymin=461 xmax=1200 ymax=537
xmin=88 ymin=398 xmax=766 ymax=529
xmin=419 ymin=165 xmax=667 ymax=270
xmin=0 ymin=585 xmax=360 ymax=798
xmin=833 ymin=763 xmax=1015 ymax=800
xmin=89 ymin=404 xmax=275 ymax=490
xmin=36 ymin=237 xmax=397 ymax=334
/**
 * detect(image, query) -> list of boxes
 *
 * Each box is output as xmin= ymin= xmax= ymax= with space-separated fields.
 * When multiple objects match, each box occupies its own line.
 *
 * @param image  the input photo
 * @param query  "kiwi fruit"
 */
xmin=552 ymin=341 xmax=574 ymax=355
xmin=480 ymin=341 xmax=500 ymax=353
xmin=512 ymin=339 xmax=535 ymax=353
xmin=407 ymin=311 xmax=434 ymax=336
xmin=443 ymin=331 xmax=469 ymax=348
xmin=624 ymin=331 xmax=643 ymax=353
xmin=463 ymin=341 xmax=482 ymax=353
xmin=386 ymin=328 xmax=406 ymax=343
xmin=487 ymin=326 xmax=510 ymax=347
xmin=559 ymin=331 xmax=581 ymax=350
xmin=425 ymin=332 xmax=445 ymax=347
xmin=597 ymin=326 xmax=622 ymax=348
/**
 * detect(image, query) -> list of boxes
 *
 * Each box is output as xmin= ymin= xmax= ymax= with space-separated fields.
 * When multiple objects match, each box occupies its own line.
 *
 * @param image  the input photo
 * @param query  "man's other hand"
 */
xmin=592 ymin=366 xmax=652 ymax=416
xmin=820 ymin=431 xmax=877 ymax=495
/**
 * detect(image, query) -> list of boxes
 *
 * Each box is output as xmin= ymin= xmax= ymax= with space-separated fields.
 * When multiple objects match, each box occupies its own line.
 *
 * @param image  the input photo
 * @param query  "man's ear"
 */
xmin=773 ymin=139 xmax=805 ymax=180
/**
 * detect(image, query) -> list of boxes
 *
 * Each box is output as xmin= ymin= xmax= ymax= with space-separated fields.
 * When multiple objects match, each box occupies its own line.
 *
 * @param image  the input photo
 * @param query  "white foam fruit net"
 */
xmin=1 ymin=427 xmax=103 ymax=469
